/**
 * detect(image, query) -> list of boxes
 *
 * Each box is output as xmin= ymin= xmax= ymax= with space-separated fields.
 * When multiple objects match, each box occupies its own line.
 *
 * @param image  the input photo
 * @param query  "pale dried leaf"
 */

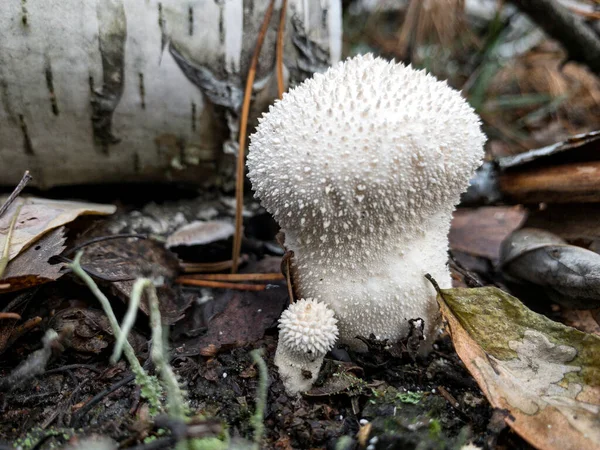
xmin=0 ymin=197 xmax=116 ymax=261
xmin=437 ymin=286 xmax=600 ymax=450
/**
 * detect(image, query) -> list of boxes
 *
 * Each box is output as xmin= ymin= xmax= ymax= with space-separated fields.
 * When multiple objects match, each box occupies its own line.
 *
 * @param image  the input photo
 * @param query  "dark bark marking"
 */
xmin=91 ymin=0 xmax=127 ymax=154
xmin=21 ymin=0 xmax=29 ymax=27
xmin=0 ymin=77 xmax=16 ymax=124
xmin=133 ymin=152 xmax=141 ymax=173
xmin=218 ymin=4 xmax=225 ymax=45
xmin=44 ymin=62 xmax=60 ymax=116
xmin=21 ymin=0 xmax=28 ymax=26
xmin=18 ymin=114 xmax=34 ymax=155
xmin=191 ymin=101 xmax=197 ymax=132
xmin=138 ymin=73 xmax=146 ymax=109
xmin=158 ymin=3 xmax=167 ymax=54
xmin=188 ymin=6 xmax=194 ymax=36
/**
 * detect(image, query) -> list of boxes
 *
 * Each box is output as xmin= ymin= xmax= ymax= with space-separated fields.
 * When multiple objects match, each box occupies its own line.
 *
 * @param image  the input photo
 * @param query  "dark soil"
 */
xmin=0 ymin=290 xmax=533 ymax=450
xmin=0 ymin=191 xmax=534 ymax=450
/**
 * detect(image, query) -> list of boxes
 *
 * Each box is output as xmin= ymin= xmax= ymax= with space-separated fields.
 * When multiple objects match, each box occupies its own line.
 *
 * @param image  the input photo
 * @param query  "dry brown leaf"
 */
xmin=176 ymin=287 xmax=288 ymax=356
xmin=48 ymin=307 xmax=147 ymax=355
xmin=449 ymin=206 xmax=527 ymax=261
xmin=0 ymin=197 xmax=116 ymax=261
xmin=0 ymin=227 xmax=67 ymax=293
xmin=436 ymin=286 xmax=600 ymax=450
xmin=561 ymin=308 xmax=600 ymax=337
xmin=79 ymin=237 xmax=187 ymax=325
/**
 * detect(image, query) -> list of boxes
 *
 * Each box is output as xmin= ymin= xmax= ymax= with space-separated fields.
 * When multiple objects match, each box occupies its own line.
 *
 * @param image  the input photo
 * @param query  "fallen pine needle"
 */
xmin=180 ymin=256 xmax=247 ymax=274
xmin=276 ymin=0 xmax=288 ymax=98
xmin=281 ymin=251 xmax=295 ymax=304
xmin=183 ymin=273 xmax=284 ymax=282
xmin=176 ymin=277 xmax=269 ymax=291
xmin=232 ymin=0 xmax=276 ymax=274
xmin=0 ymin=312 xmax=21 ymax=320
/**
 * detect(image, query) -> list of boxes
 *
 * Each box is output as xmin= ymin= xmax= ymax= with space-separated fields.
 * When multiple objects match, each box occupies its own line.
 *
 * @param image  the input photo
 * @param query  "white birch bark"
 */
xmin=0 ymin=0 xmax=342 ymax=188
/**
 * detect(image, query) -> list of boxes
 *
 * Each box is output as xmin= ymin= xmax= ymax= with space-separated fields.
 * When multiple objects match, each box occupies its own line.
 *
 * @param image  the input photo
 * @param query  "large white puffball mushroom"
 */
xmin=248 ymin=54 xmax=485 ymax=354
xmin=274 ymin=299 xmax=338 ymax=395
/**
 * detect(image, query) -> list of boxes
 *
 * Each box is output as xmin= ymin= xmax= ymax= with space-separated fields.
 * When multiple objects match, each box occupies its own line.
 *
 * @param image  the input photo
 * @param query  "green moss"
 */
xmin=396 ymin=391 xmax=423 ymax=404
xmin=188 ymin=437 xmax=229 ymax=450
xmin=440 ymin=286 xmax=600 ymax=385
xmin=429 ymin=419 xmax=442 ymax=439
xmin=13 ymin=428 xmax=74 ymax=450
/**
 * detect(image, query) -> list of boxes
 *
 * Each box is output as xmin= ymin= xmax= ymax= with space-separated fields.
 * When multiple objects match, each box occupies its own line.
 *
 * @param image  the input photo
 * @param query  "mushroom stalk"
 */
xmin=286 ymin=209 xmax=453 ymax=346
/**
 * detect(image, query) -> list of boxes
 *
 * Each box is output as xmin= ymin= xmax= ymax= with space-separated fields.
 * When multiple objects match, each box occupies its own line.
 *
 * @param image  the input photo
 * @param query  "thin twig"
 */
xmin=276 ymin=0 xmax=288 ymax=98
xmin=232 ymin=0 xmax=276 ymax=274
xmin=285 ymin=258 xmax=294 ymax=304
xmin=70 ymin=373 xmax=136 ymax=427
xmin=183 ymin=273 xmax=284 ymax=282
xmin=0 ymin=171 xmax=31 ymax=219
xmin=180 ymin=257 xmax=247 ymax=274
xmin=0 ymin=204 xmax=23 ymax=280
xmin=176 ymin=277 xmax=269 ymax=291
xmin=44 ymin=364 xmax=102 ymax=375
xmin=437 ymin=385 xmax=460 ymax=409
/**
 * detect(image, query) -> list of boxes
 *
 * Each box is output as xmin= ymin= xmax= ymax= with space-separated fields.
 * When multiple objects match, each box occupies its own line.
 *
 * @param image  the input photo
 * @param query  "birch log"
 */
xmin=0 ymin=0 xmax=342 ymax=188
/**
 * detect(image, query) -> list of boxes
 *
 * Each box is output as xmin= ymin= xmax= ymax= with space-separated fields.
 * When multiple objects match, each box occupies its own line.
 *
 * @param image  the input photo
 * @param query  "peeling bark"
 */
xmin=92 ymin=0 xmax=127 ymax=152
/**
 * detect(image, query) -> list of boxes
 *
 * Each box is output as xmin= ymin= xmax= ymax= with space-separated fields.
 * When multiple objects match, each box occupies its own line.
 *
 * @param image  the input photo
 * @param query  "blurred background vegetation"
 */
xmin=342 ymin=0 xmax=600 ymax=157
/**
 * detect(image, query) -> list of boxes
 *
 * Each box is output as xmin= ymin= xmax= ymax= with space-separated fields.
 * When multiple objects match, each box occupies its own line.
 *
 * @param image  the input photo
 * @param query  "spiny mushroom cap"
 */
xmin=247 ymin=54 xmax=485 ymax=263
xmin=278 ymin=298 xmax=338 ymax=355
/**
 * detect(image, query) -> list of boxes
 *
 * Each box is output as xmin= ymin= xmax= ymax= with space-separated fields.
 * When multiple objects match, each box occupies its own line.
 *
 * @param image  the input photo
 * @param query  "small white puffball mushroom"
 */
xmin=248 ymin=54 xmax=485 ymax=385
xmin=274 ymin=298 xmax=338 ymax=395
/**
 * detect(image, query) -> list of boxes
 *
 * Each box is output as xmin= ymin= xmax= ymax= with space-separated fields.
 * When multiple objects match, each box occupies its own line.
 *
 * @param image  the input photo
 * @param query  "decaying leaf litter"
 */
xmin=2 ymin=1 xmax=600 ymax=450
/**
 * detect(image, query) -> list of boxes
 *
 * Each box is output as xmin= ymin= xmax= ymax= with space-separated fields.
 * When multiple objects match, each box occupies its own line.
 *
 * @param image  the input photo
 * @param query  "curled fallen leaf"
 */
xmin=435 ymin=284 xmax=600 ymax=450
xmin=0 ymin=197 xmax=116 ymax=262
xmin=0 ymin=227 xmax=67 ymax=293
xmin=500 ymin=228 xmax=600 ymax=308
